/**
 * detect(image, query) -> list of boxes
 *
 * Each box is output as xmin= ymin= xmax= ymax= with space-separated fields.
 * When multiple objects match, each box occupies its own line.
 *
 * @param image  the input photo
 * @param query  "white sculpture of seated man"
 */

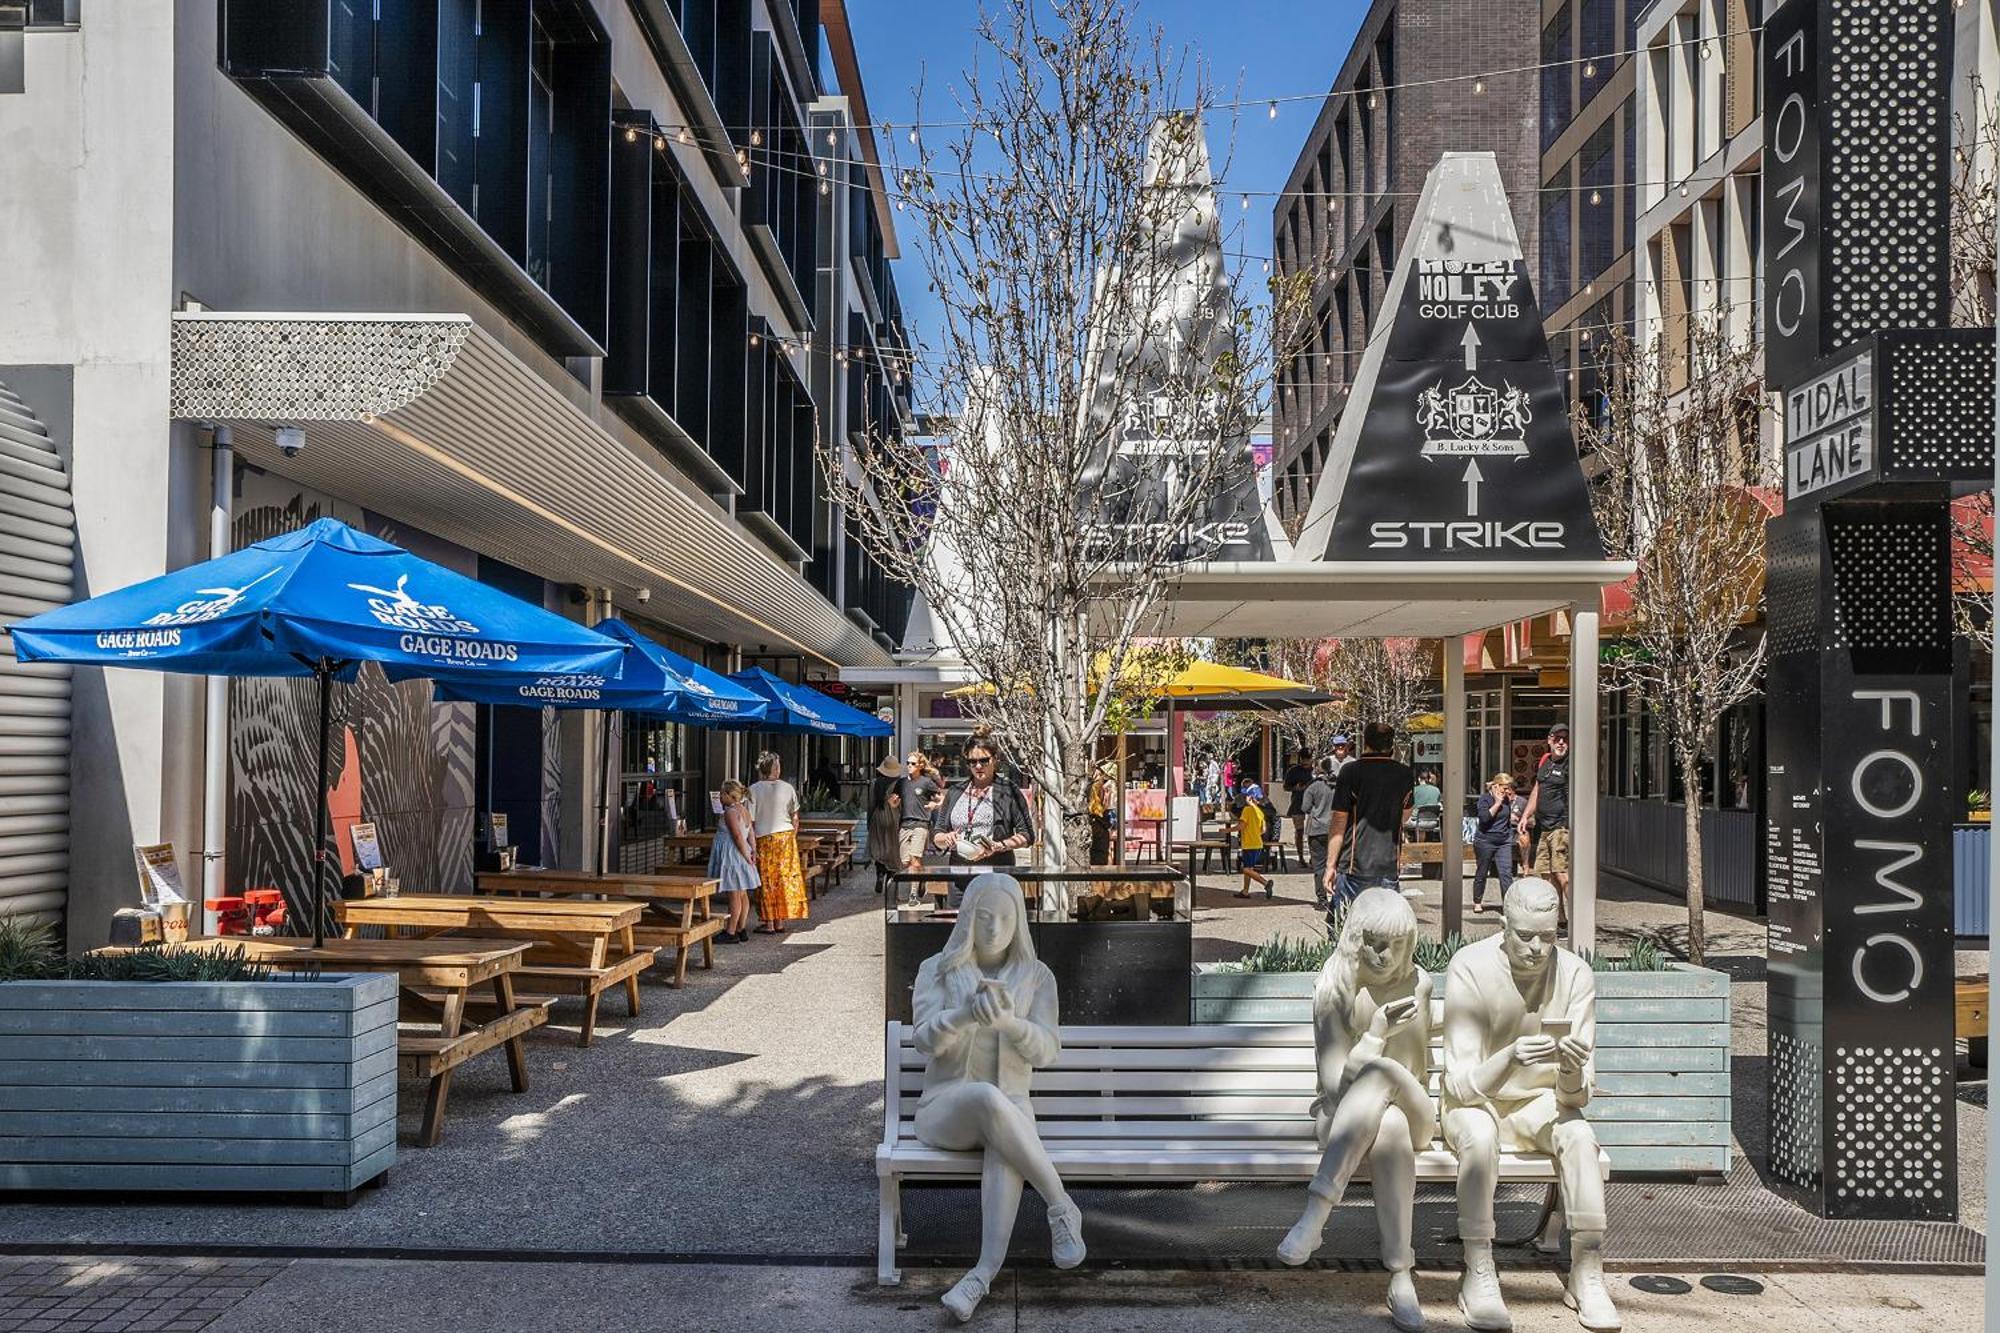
xmin=1441 ymin=876 xmax=1619 ymax=1331
xmin=1277 ymin=885 xmax=1434 ymax=1331
xmin=911 ymin=872 xmax=1086 ymax=1322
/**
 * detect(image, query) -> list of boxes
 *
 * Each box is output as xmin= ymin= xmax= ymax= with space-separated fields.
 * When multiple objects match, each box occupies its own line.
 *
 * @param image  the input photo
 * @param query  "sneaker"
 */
xmin=1047 ymin=1199 xmax=1086 ymax=1269
xmin=1458 ymin=1246 xmax=1512 ymax=1331
xmin=1387 ymin=1268 xmax=1425 ymax=1332
xmin=941 ymin=1272 xmax=988 ymax=1323
xmin=1275 ymin=1214 xmax=1323 ymax=1266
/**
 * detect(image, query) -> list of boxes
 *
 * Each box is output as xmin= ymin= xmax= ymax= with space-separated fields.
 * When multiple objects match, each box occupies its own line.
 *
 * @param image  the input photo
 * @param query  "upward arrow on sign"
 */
xmin=1461 ymin=324 xmax=1482 ymax=370
xmin=1462 ymin=458 xmax=1484 ymax=515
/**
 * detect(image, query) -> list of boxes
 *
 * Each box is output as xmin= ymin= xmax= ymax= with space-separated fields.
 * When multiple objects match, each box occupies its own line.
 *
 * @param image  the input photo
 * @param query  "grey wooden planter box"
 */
xmin=1191 ymin=963 xmax=1732 ymax=1176
xmin=0 ymin=972 xmax=398 ymax=1197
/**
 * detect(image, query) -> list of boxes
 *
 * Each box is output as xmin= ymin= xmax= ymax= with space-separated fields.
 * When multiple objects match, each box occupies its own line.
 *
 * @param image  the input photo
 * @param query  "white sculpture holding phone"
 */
xmin=909 ymin=873 xmax=1086 ymax=1321
xmin=1442 ymin=876 xmax=1619 ymax=1331
xmin=1278 ymin=886 xmax=1434 ymax=1331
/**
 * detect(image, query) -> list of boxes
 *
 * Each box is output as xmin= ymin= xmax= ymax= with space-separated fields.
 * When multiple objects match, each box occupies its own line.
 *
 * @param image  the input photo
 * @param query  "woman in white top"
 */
xmin=747 ymin=752 xmax=808 ymax=932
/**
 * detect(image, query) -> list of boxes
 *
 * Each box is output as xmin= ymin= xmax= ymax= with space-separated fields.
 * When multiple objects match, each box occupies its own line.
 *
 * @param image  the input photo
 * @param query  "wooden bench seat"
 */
xmin=632 ymin=915 xmax=727 ymax=986
xmin=400 ymin=1000 xmax=550 ymax=1079
xmin=875 ymin=1021 xmax=1608 ymax=1285
xmin=512 ymin=949 xmax=655 ymax=1047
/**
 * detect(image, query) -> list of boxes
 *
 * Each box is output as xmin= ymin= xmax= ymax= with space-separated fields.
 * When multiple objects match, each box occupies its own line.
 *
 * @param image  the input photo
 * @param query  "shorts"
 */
xmin=1533 ymin=826 xmax=1571 ymax=876
xmin=1333 ymin=871 xmax=1398 ymax=910
xmin=897 ymin=826 xmax=931 ymax=863
xmin=1239 ymin=848 xmax=1266 ymax=869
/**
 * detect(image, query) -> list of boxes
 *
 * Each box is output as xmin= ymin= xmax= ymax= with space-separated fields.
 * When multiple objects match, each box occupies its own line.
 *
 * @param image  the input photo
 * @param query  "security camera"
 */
xmin=275 ymin=426 xmax=306 ymax=458
xmin=636 ymin=587 xmax=652 ymax=605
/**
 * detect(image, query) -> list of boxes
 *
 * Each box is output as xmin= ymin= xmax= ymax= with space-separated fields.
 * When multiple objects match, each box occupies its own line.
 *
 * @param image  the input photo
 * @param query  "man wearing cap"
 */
xmin=1327 ymin=734 xmax=1354 ymax=779
xmin=1517 ymin=724 xmax=1573 ymax=930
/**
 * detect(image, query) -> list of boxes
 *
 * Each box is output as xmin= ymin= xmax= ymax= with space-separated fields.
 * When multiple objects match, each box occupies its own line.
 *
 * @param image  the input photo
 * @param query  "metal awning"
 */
xmin=170 ymin=313 xmax=889 ymax=668
xmin=1143 ymin=559 xmax=1636 ymax=639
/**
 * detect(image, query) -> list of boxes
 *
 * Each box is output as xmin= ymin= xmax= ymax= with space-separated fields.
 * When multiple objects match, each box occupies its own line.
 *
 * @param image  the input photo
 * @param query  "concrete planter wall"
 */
xmin=0 ymin=972 xmax=398 ymax=1196
xmin=1192 ymin=963 xmax=1731 ymax=1176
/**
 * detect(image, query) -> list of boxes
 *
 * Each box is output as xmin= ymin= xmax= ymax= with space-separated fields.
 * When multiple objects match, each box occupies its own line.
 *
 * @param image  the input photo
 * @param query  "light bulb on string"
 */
xmin=677 ymin=127 xmax=692 ymax=145
xmin=817 ymin=161 xmax=829 ymax=176
xmin=1240 ymin=194 xmax=1251 ymax=211
xmin=820 ymin=180 xmax=831 ymax=196
xmin=908 ymin=128 xmax=919 ymax=146
xmin=623 ymin=127 xmax=638 ymax=143
xmin=1367 ymin=92 xmax=1378 ymax=110
xmin=1267 ymin=101 xmax=1278 ymax=120
xmin=1589 ymin=189 xmax=1602 ymax=205
xmin=750 ymin=333 xmax=762 ymax=348
xmin=751 ymin=128 xmax=763 ymax=147
xmin=1474 ymin=79 xmax=1485 ymax=94
xmin=654 ymin=135 xmax=666 ymax=151
xmin=1584 ymin=61 xmax=1596 ymax=79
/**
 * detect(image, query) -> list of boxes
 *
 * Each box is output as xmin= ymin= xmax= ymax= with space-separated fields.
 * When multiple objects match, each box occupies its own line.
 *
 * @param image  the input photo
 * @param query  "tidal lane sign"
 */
xmin=1783 ymin=348 xmax=1872 ymax=501
xmin=1303 ymin=153 xmax=1604 ymax=562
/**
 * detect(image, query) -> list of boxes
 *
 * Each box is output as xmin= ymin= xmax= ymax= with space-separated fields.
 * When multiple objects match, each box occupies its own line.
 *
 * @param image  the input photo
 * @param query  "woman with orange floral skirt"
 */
xmin=747 ymin=751 xmax=809 ymax=932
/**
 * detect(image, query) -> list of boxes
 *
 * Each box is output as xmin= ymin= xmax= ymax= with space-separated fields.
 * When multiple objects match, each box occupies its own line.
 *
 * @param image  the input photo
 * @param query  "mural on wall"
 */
xmin=225 ymin=473 xmax=509 ymax=917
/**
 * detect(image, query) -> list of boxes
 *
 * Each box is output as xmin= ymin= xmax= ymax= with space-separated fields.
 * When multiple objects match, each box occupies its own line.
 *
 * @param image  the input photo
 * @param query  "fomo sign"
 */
xmin=1761 ymin=0 xmax=1950 ymax=394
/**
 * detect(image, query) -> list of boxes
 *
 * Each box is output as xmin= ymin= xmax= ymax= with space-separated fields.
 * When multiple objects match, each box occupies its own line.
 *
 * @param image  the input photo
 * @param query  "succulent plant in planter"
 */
xmin=1969 ymin=789 xmax=1991 ymax=823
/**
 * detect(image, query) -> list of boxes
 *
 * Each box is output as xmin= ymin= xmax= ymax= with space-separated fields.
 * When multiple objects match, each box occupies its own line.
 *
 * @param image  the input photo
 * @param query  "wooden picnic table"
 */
xmin=138 ymin=936 xmax=544 ymax=1148
xmin=476 ymin=868 xmax=724 ymax=987
xmin=336 ymin=895 xmax=650 ymax=1048
xmin=662 ymin=828 xmax=836 ymax=896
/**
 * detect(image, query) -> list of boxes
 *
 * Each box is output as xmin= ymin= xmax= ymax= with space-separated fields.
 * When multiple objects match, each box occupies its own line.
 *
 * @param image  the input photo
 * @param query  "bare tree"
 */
xmin=830 ymin=0 xmax=1314 ymax=881
xmin=1317 ymin=638 xmax=1437 ymax=748
xmin=1181 ymin=709 xmax=1262 ymax=783
xmin=1575 ymin=322 xmax=1770 ymax=964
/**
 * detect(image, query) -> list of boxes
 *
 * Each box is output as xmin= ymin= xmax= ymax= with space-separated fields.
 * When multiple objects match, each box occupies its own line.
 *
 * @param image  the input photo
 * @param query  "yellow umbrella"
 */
xmin=1155 ymin=660 xmax=1316 ymax=697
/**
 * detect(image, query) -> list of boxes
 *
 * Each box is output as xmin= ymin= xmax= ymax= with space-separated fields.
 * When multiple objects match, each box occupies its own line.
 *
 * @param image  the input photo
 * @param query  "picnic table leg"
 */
xmin=491 ymin=972 xmax=530 ymax=1094
xmin=619 ymin=924 xmax=642 ymax=1016
xmin=417 ymin=987 xmax=467 ymax=1148
xmin=579 ymin=933 xmax=609 ymax=1047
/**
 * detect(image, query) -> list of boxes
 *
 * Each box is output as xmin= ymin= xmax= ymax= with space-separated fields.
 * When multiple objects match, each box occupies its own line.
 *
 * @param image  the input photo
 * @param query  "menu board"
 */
xmin=487 ymin=812 xmax=510 ymax=849
xmin=350 ymin=821 xmax=383 ymax=872
xmin=132 ymin=843 xmax=188 ymax=909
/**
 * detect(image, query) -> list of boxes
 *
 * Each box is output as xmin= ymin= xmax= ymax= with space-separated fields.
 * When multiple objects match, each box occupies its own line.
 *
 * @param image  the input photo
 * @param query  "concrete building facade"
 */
xmin=0 ymin=1 xmax=911 ymax=944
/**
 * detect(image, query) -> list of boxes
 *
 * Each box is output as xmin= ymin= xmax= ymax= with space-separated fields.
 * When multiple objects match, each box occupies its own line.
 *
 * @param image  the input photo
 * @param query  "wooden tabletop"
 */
xmin=142 ymin=936 xmax=531 ymax=987
xmin=477 ymin=869 xmax=720 ymax=902
xmin=336 ymin=894 xmax=645 ymax=935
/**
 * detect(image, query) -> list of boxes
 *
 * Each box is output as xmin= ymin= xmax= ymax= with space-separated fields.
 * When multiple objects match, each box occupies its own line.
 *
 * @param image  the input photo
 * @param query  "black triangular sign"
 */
xmin=1297 ymin=153 xmax=1606 ymax=561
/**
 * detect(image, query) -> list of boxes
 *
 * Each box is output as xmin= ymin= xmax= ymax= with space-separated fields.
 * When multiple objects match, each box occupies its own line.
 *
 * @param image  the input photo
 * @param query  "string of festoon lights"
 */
xmin=635 ymin=21 xmax=1762 ymax=142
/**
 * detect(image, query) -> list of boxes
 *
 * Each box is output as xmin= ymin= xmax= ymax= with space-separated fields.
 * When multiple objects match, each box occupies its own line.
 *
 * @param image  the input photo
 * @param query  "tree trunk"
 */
xmin=1680 ymin=750 xmax=1707 ymax=965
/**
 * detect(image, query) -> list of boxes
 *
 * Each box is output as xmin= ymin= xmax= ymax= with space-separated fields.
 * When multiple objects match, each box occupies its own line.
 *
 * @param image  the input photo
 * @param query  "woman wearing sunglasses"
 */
xmin=931 ymin=728 xmax=1038 ymax=899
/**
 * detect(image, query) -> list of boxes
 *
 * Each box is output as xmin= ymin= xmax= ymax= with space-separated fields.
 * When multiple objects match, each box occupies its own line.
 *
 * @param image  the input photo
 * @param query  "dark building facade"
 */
xmin=1269 ymin=0 xmax=1542 ymax=529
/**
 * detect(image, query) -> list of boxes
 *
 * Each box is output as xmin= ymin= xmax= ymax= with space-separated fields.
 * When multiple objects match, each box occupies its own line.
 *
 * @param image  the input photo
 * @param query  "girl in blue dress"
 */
xmin=708 ymin=779 xmax=760 ymax=943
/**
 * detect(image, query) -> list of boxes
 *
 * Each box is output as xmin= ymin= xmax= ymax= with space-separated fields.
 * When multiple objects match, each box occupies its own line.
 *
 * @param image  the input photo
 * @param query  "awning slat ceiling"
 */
xmin=170 ymin=314 xmax=887 ymax=668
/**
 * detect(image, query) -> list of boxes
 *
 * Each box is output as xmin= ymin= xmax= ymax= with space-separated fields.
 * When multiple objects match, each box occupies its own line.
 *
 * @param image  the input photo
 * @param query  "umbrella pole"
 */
xmin=597 ymin=709 xmax=615 ymax=877
xmin=311 ymin=659 xmax=333 ymax=951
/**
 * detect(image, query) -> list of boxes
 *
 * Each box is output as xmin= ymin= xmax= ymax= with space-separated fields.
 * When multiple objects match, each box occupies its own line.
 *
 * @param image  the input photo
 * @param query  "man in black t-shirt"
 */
xmin=1281 ymin=751 xmax=1314 ymax=861
xmin=1518 ymin=723 xmax=1572 ymax=929
xmin=1325 ymin=721 xmax=1415 ymax=913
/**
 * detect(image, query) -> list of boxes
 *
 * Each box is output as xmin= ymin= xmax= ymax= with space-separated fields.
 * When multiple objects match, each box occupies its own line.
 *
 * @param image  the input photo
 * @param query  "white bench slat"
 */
xmin=896 ymin=1069 xmax=1321 ymax=1094
xmin=898 ymin=1046 xmax=1320 ymax=1072
xmin=880 ymin=1142 xmax=1564 ymax=1181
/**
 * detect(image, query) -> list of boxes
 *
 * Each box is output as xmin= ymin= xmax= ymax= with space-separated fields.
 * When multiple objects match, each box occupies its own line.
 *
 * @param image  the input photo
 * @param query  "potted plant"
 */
xmin=1192 ymin=924 xmax=1731 ymax=1177
xmin=0 ymin=919 xmax=396 ymax=1202
xmin=1968 ymin=789 xmax=1990 ymax=823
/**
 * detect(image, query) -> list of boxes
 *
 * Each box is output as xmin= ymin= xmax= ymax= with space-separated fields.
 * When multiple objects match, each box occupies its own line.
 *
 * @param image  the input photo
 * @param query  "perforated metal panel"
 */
xmin=1830 ymin=1044 xmax=1951 ymax=1205
xmin=1825 ymin=511 xmax=1948 ymax=654
xmin=170 ymin=317 xmax=470 ymax=421
xmin=1823 ymin=0 xmax=1950 ymax=350
xmin=1770 ymin=1030 xmax=1824 ymax=1191
xmin=1764 ymin=519 xmax=1822 ymax=657
xmin=1878 ymin=331 xmax=1998 ymax=477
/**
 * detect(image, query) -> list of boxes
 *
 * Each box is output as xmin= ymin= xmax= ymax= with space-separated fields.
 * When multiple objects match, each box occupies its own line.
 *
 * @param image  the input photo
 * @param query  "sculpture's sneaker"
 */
xmin=1387 ymin=1267 xmax=1425 ymax=1331
xmin=1047 ymin=1200 xmax=1087 ymax=1269
xmin=941 ymin=1273 xmax=989 ymax=1323
xmin=1457 ymin=1256 xmax=1512 ymax=1332
xmin=1563 ymin=1271 xmax=1621 ymax=1330
xmin=1275 ymin=1215 xmax=1323 ymax=1267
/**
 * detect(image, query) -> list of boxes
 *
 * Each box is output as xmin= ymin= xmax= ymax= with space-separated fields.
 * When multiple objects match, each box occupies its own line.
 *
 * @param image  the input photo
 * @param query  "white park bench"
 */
xmin=876 ymin=1021 xmax=1611 ymax=1285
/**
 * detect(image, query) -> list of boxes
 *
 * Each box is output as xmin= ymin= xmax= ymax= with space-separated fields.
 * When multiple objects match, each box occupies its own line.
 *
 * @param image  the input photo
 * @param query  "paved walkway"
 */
xmin=0 ymin=857 xmax=1984 ymax=1309
xmin=0 ymin=1255 xmax=1980 ymax=1332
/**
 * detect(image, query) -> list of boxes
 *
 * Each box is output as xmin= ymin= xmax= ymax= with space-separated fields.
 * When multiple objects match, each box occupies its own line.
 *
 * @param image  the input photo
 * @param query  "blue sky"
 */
xmin=844 ymin=0 xmax=1370 ymax=352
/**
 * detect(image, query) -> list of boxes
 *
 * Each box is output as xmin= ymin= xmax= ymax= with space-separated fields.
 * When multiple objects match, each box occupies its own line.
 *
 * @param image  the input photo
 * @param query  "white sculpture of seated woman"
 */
xmin=911 ymin=872 xmax=1086 ymax=1321
xmin=1277 ymin=886 xmax=1435 ymax=1332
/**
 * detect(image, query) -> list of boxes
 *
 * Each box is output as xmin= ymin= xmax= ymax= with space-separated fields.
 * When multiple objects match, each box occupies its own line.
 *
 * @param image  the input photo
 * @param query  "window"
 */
xmin=1579 ymin=121 xmax=1615 ymax=285
xmin=1579 ymin=0 xmax=1617 ymax=72
xmin=1541 ymin=5 xmax=1573 ymax=154
xmin=524 ymin=19 xmax=556 ymax=289
xmin=1541 ymin=165 xmax=1573 ymax=313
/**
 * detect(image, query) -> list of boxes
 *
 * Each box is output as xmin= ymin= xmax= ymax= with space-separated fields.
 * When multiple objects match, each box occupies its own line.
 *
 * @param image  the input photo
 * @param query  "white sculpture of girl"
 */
xmin=911 ymin=872 xmax=1086 ymax=1321
xmin=1277 ymin=886 xmax=1436 ymax=1332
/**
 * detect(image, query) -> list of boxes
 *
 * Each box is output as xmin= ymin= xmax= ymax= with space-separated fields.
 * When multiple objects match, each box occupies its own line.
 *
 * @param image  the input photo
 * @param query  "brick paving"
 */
xmin=0 ymin=1257 xmax=285 ymax=1333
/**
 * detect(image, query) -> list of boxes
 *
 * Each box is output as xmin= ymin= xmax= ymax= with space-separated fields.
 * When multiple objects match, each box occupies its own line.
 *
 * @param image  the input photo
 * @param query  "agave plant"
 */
xmin=0 ymin=916 xmax=60 ymax=982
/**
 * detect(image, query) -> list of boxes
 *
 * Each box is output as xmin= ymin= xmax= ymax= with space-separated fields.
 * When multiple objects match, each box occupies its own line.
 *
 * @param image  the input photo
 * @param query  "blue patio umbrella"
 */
xmin=8 ymin=517 xmax=627 ymax=945
xmin=431 ymin=618 xmax=768 ymax=872
xmin=720 ymin=667 xmax=893 ymax=737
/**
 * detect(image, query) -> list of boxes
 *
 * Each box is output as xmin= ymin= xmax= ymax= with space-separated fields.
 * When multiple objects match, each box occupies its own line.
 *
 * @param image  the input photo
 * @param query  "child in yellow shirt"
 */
xmin=1236 ymin=784 xmax=1274 ymax=899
